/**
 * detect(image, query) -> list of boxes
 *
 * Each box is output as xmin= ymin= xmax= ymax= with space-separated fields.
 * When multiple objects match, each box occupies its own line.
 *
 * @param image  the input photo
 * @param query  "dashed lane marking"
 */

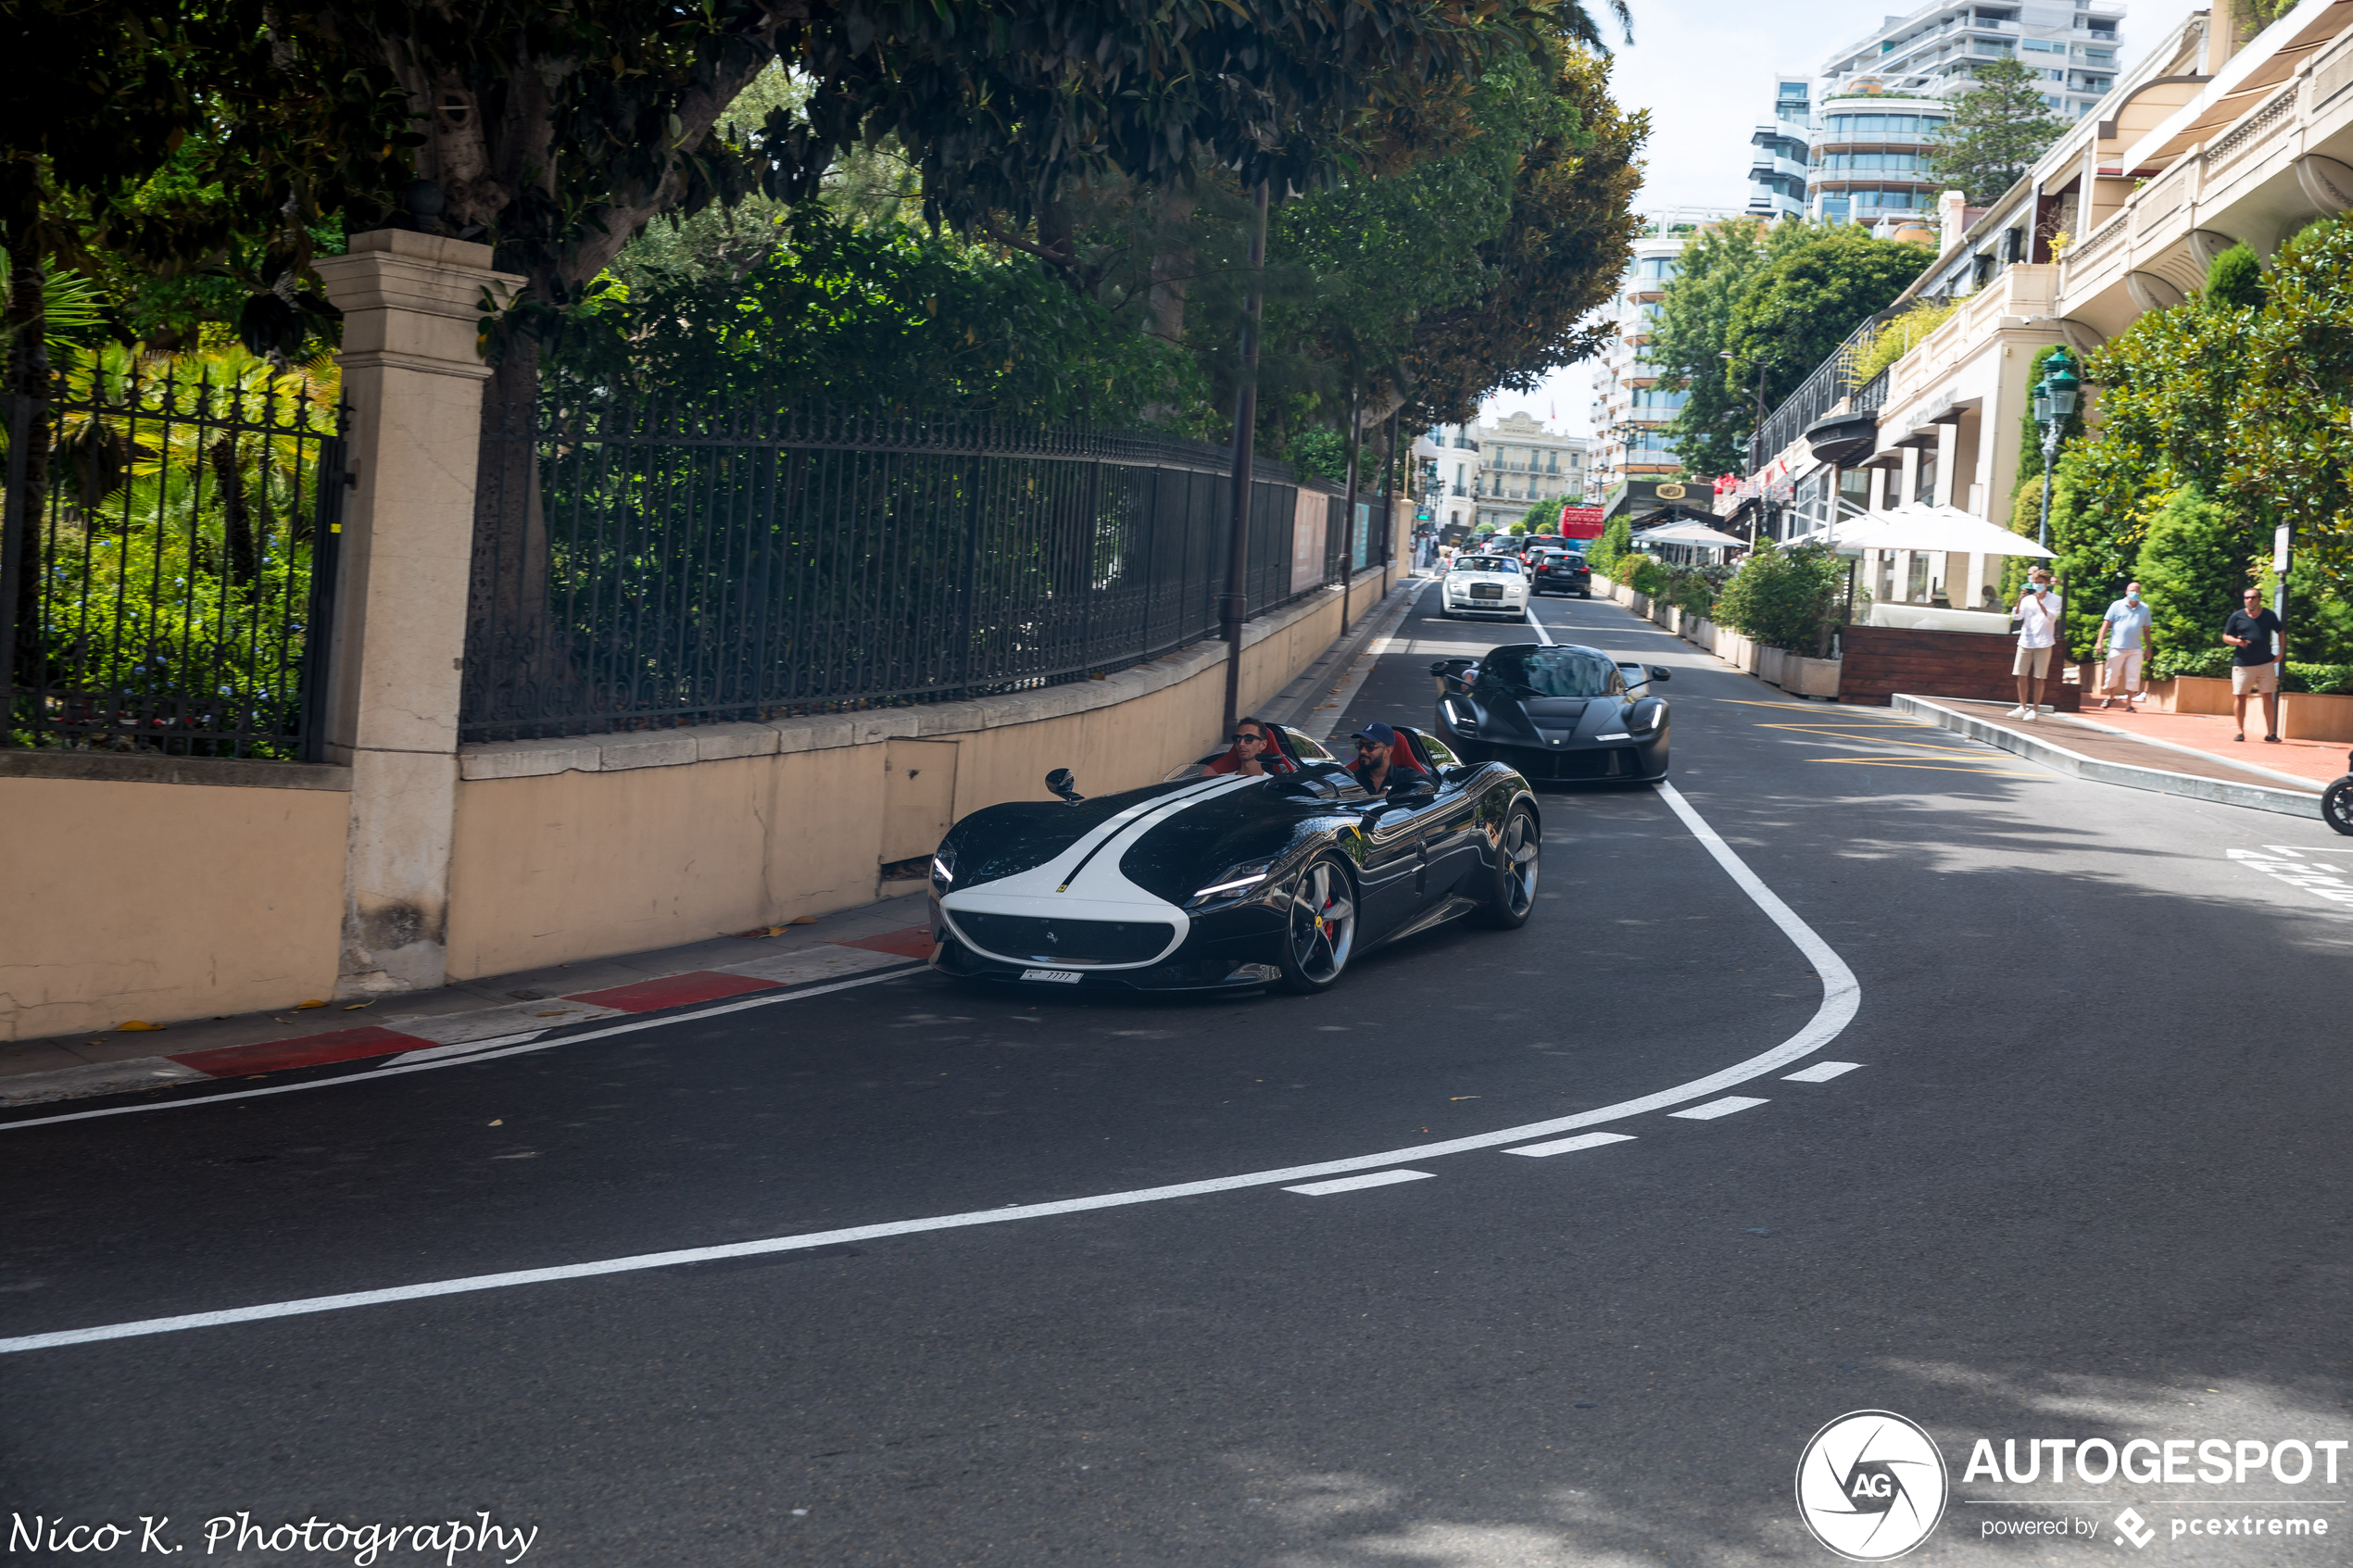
xmin=1504 ymin=1132 xmax=1638 ymax=1159
xmin=0 ymin=783 xmax=1858 ymax=1355
xmin=1669 ymin=1096 xmax=1769 ymax=1121
xmin=1783 ymin=1061 xmax=1864 ymax=1083
xmin=1283 ymin=1170 xmax=1436 ymax=1197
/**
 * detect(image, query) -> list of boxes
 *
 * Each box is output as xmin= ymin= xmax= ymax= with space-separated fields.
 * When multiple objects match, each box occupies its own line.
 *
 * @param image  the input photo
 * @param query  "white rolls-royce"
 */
xmin=1441 ymin=553 xmax=1531 ymax=621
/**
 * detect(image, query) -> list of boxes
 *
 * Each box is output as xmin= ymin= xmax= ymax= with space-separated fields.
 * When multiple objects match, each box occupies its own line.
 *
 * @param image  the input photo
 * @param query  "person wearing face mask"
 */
xmin=2095 ymin=581 xmax=2154 ymax=710
xmin=2008 ymin=569 xmax=2065 ymax=720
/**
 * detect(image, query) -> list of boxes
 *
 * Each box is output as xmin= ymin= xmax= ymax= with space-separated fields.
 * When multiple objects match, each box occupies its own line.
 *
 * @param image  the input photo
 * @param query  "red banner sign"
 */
xmin=1557 ymin=505 xmax=1604 ymax=539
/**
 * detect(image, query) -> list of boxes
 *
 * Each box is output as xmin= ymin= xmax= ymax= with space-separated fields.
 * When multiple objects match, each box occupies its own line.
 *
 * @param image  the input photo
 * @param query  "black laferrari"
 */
xmin=1429 ymin=642 xmax=1672 ymax=784
xmin=927 ymin=724 xmax=1541 ymax=995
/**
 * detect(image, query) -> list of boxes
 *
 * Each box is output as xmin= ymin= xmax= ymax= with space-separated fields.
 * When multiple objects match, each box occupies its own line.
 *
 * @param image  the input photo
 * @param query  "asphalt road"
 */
xmin=5 ymin=581 xmax=2349 ymax=1567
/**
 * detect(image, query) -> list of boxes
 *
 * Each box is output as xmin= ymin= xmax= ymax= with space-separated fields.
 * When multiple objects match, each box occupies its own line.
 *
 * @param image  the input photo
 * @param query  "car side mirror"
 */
xmin=1649 ymin=666 xmax=1672 ymax=682
xmin=1045 ymin=768 xmax=1084 ymax=803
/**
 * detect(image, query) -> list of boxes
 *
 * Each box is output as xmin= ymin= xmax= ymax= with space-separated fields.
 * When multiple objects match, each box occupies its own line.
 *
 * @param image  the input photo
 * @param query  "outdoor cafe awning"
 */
xmin=1784 ymin=503 xmax=2057 ymax=559
xmin=1633 ymin=521 xmax=1748 ymax=549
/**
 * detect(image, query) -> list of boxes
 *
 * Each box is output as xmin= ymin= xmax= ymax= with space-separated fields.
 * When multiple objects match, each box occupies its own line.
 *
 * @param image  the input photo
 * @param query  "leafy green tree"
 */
xmin=1926 ymin=56 xmax=2070 ymax=204
xmin=1589 ymin=514 xmax=1631 ymax=574
xmin=566 ymin=213 xmax=1205 ymax=425
xmin=2206 ymin=242 xmax=2265 ymax=310
xmin=2223 ymin=216 xmax=2353 ymax=590
xmin=1717 ymin=227 xmax=1932 ymax=468
xmin=1712 ymin=540 xmax=1846 ymax=653
xmin=1654 ymin=217 xmax=1817 ymax=480
xmin=2136 ymin=483 xmax=2257 ymax=674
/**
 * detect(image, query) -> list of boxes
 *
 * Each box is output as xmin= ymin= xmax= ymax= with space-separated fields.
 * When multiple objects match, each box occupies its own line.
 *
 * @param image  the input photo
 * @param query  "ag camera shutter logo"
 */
xmin=1795 ymin=1411 xmax=1950 ymax=1561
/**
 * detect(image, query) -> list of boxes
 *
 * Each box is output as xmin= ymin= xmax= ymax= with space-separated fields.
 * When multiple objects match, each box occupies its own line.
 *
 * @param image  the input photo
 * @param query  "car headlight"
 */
xmin=1189 ymin=859 xmax=1277 ymax=909
xmin=1628 ymin=699 xmax=1667 ymax=734
xmin=1442 ymin=698 xmax=1478 ymax=734
xmin=930 ymin=842 xmax=957 ymax=892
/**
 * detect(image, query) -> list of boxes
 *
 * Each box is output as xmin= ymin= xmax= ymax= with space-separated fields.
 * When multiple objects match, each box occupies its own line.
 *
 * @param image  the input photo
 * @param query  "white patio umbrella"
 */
xmin=1632 ymin=521 xmax=1748 ymax=549
xmin=1785 ymin=503 xmax=2056 ymax=558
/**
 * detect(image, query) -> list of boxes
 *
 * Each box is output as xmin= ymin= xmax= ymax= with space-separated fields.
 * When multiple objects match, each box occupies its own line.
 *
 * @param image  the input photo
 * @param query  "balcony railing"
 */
xmin=1749 ymin=307 xmax=1900 ymax=470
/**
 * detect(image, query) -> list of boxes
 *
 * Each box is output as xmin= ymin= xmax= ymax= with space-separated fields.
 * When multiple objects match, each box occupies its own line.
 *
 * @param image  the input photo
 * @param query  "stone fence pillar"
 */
xmin=312 ymin=232 xmax=522 ymax=995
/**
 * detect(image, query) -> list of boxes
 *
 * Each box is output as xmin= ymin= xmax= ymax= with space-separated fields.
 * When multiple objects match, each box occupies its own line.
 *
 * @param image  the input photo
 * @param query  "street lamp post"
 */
xmin=2031 ymin=346 xmax=2080 ymax=551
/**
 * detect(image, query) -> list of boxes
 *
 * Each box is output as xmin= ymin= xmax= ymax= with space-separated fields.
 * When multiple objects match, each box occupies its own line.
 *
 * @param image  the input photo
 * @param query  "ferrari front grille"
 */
xmin=953 ymin=912 xmax=1176 ymax=964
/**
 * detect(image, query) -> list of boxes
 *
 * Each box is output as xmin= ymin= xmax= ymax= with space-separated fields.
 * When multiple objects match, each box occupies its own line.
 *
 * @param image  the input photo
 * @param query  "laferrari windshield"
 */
xmin=1478 ymin=646 xmax=1618 ymax=698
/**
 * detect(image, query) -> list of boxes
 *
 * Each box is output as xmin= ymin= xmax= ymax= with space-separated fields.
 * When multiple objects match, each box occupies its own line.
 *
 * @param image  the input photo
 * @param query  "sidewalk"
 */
xmin=2062 ymin=699 xmax=2347 ymax=788
xmin=0 ymin=893 xmax=936 ymax=1107
xmin=1896 ymin=696 xmax=2332 ymax=821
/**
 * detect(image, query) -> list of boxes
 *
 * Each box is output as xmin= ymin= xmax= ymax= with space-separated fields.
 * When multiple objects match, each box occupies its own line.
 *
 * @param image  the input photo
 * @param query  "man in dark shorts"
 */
xmin=2222 ymin=587 xmax=2284 ymax=743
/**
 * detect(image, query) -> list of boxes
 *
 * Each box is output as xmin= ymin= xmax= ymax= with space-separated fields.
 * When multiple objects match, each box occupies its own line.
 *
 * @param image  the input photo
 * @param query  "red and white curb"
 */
xmin=0 ymin=929 xmax=935 ymax=1109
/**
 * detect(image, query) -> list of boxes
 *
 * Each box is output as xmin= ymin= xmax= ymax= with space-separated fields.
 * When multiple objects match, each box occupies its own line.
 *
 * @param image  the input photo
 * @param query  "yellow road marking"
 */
xmin=1757 ymin=722 xmax=1985 ymax=754
xmin=1808 ymin=758 xmax=2055 ymax=777
xmin=1716 ymin=698 xmax=1844 ymax=710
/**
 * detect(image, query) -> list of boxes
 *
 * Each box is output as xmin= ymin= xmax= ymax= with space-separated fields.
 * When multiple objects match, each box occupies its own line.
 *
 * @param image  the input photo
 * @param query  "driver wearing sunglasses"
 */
xmin=1205 ymin=717 xmax=1291 ymax=776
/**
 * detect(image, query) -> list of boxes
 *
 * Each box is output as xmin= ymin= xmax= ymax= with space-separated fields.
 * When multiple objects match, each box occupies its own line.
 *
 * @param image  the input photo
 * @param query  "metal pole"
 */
xmin=1221 ymin=181 xmax=1268 ymax=737
xmin=1340 ymin=383 xmax=1359 ymax=633
xmin=2037 ymin=420 xmax=2059 ymax=550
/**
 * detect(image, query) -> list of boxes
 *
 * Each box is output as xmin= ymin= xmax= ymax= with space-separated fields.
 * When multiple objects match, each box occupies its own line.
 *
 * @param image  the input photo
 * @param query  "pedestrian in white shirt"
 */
xmin=2009 ymin=569 xmax=2064 ymax=720
xmin=2095 ymin=582 xmax=2154 ymax=709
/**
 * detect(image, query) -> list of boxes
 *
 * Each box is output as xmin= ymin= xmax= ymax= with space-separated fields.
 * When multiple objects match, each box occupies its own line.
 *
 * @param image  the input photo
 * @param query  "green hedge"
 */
xmin=2148 ymin=646 xmax=2353 ymax=694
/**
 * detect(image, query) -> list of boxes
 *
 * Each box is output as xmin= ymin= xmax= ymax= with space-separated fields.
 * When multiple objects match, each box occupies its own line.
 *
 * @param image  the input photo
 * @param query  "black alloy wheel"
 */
xmin=2324 ymin=774 xmax=2353 ymax=836
xmin=1469 ymin=803 xmax=1540 ymax=929
xmin=1276 ymin=852 xmax=1358 ymax=993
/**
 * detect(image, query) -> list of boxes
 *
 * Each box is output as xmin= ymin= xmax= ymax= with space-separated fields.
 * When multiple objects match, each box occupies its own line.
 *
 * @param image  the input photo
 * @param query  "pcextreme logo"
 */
xmin=1795 ymin=1411 xmax=1951 ymax=1562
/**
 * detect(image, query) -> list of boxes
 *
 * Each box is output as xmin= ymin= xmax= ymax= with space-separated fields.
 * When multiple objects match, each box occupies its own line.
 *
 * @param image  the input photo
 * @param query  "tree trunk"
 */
xmin=465 ymin=334 xmax=583 ymax=730
xmin=1146 ymin=188 xmax=1197 ymax=344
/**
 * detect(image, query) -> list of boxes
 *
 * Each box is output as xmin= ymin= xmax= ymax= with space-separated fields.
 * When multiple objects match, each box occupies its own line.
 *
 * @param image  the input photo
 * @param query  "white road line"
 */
xmin=0 ymin=778 xmax=1861 ymax=1354
xmin=0 ymin=965 xmax=929 ymax=1133
xmin=1783 ymin=1061 xmax=1863 ymax=1083
xmin=1282 ymin=1170 xmax=1435 ymax=1197
xmin=2225 ymin=847 xmax=2353 ymax=908
xmin=1669 ymin=1096 xmax=1769 ymax=1121
xmin=1504 ymin=1132 xmax=1637 ymax=1159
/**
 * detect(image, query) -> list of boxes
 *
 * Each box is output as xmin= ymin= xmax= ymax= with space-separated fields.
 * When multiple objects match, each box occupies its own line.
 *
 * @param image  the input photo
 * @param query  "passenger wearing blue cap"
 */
xmin=1349 ymin=721 xmax=1428 ymax=797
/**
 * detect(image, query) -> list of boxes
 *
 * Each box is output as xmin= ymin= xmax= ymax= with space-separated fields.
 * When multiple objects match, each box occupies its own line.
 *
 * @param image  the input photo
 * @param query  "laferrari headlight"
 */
xmin=1189 ymin=859 xmax=1276 ymax=908
xmin=930 ymin=842 xmax=958 ymax=892
xmin=1442 ymin=698 xmax=1478 ymax=734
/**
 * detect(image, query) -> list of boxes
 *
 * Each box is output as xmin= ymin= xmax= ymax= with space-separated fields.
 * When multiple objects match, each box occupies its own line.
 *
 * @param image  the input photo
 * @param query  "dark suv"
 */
xmin=1531 ymin=550 xmax=1592 ymax=598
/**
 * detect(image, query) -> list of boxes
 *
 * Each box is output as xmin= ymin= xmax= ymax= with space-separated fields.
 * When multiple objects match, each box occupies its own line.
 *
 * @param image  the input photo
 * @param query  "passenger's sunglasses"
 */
xmin=1230 ymin=733 xmax=1265 ymax=745
xmin=1353 ymin=739 xmax=1384 ymax=752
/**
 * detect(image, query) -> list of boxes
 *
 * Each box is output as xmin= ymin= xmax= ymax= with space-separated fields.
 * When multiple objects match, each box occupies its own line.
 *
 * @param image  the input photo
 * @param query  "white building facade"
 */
xmin=1468 ymin=412 xmax=1589 ymax=534
xmin=1589 ymin=212 xmax=1733 ymax=499
xmin=1806 ymin=2 xmax=2127 ymax=225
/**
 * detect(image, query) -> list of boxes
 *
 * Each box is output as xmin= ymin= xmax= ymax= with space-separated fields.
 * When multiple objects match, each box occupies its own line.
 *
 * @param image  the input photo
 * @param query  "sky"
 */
xmin=1476 ymin=0 xmax=2204 ymax=440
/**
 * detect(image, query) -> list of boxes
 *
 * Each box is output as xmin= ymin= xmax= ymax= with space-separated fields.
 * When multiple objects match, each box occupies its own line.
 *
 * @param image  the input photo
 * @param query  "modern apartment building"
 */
xmin=1806 ymin=1 xmax=2127 ymax=224
xmin=1589 ymin=211 xmax=1733 ymax=496
xmin=1747 ymin=76 xmax=1815 ymax=219
xmin=1739 ymin=0 xmax=2343 ymax=620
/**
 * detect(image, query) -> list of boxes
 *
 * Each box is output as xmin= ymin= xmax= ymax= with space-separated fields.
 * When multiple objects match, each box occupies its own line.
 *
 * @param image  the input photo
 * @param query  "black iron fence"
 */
xmin=464 ymin=393 xmax=1359 ymax=743
xmin=1 ymin=359 xmax=344 ymax=761
xmin=1750 ymin=307 xmax=1901 ymax=470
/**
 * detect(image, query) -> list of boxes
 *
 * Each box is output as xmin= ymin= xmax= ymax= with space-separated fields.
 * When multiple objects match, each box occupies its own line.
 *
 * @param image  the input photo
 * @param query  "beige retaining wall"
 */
xmin=0 ymin=757 xmax=351 ymax=1041
xmin=441 ymin=572 xmax=1383 ymax=979
xmin=3 ymin=560 xmax=1395 ymax=1042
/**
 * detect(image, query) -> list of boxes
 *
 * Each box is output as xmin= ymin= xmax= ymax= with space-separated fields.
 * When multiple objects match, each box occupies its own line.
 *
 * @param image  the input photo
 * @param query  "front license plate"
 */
xmin=1020 ymin=968 xmax=1083 ymax=984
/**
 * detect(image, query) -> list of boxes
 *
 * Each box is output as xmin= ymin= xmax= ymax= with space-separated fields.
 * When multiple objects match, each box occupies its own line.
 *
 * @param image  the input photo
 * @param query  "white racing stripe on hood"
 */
xmin=958 ymin=772 xmax=1263 ymax=906
xmin=997 ymin=775 xmax=1235 ymax=895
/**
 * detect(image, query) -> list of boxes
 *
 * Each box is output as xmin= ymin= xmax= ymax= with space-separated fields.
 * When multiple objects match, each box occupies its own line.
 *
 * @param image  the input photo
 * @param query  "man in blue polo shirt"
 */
xmin=2096 ymin=582 xmax=2154 ymax=709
